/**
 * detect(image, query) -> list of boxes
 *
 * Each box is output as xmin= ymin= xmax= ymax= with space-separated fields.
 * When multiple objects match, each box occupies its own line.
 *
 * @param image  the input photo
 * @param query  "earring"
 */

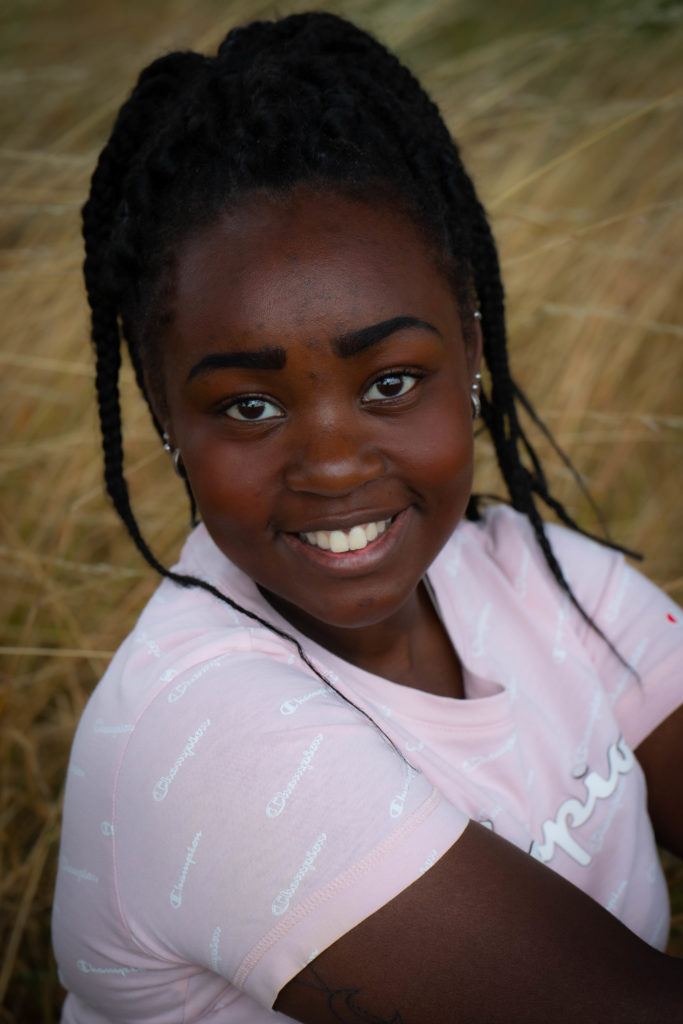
xmin=471 ymin=372 xmax=481 ymax=420
xmin=162 ymin=433 xmax=185 ymax=477
xmin=172 ymin=448 xmax=185 ymax=477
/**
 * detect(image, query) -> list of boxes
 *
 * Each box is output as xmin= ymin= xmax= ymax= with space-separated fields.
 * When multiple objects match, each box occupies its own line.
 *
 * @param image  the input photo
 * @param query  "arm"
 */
xmin=635 ymin=701 xmax=683 ymax=857
xmin=275 ymin=821 xmax=683 ymax=1024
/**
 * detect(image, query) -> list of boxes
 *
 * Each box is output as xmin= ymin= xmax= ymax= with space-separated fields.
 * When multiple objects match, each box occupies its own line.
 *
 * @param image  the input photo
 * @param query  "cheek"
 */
xmin=423 ymin=419 xmax=472 ymax=469
xmin=411 ymin=392 xmax=474 ymax=492
xmin=185 ymin=443 xmax=275 ymax=532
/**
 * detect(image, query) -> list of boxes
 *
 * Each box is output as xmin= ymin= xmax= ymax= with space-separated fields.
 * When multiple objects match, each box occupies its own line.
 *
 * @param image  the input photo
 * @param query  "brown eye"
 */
xmin=363 ymin=373 xmax=418 ymax=403
xmin=225 ymin=397 xmax=283 ymax=421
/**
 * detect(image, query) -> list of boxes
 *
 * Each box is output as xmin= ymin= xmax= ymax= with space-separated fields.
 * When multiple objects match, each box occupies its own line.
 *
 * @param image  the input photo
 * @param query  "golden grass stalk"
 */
xmin=1 ymin=1 xmax=681 ymax=1020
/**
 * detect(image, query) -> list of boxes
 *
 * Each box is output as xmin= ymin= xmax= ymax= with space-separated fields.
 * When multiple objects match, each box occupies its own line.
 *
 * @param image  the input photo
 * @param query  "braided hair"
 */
xmin=83 ymin=11 xmax=633 ymax=673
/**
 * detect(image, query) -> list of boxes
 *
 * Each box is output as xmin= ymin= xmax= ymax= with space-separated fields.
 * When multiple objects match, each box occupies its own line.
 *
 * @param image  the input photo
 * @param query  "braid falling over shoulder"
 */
xmin=82 ymin=11 xmax=635 ymax=672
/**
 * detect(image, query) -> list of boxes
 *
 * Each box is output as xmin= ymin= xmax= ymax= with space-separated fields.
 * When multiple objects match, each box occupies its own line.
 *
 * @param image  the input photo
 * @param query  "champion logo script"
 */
xmin=530 ymin=735 xmax=635 ymax=867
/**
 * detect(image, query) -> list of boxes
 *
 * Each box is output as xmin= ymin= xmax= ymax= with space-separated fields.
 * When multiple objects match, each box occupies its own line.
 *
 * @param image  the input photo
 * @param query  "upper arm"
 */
xmin=275 ymin=820 xmax=683 ymax=1024
xmin=635 ymin=701 xmax=683 ymax=856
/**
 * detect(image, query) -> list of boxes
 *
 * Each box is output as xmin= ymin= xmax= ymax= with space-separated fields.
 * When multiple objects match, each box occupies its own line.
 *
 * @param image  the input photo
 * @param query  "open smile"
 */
xmin=300 ymin=517 xmax=392 ymax=553
xmin=281 ymin=509 xmax=408 ymax=571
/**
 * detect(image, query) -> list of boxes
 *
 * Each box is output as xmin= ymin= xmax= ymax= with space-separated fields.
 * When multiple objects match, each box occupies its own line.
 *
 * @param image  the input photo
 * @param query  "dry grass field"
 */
xmin=1 ymin=0 xmax=682 ymax=1020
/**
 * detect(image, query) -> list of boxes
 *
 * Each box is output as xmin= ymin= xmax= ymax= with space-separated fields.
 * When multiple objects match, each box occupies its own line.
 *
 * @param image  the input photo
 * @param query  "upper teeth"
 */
xmin=302 ymin=519 xmax=390 ymax=553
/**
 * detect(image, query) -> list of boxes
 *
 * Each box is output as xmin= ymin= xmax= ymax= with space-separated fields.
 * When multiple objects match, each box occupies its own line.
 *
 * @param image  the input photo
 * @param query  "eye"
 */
xmin=224 ymin=396 xmax=284 ymax=421
xmin=362 ymin=372 xmax=419 ymax=403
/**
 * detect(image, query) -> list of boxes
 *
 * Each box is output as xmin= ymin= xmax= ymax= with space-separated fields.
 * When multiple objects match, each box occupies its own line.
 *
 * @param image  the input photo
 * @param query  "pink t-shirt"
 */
xmin=53 ymin=506 xmax=682 ymax=1023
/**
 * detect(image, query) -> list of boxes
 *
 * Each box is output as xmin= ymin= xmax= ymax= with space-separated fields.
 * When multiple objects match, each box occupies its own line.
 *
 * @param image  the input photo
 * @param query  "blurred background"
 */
xmin=1 ymin=0 xmax=681 ymax=1019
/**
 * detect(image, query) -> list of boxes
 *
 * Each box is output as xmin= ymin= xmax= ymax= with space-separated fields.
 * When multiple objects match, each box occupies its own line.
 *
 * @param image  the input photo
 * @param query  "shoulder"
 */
xmin=59 ymin=577 xmax=468 ymax=1006
xmin=442 ymin=504 xmax=626 ymax=617
xmin=442 ymin=505 xmax=682 ymax=747
xmin=100 ymin=523 xmax=293 ymax=702
xmin=443 ymin=502 xmax=679 ymax=650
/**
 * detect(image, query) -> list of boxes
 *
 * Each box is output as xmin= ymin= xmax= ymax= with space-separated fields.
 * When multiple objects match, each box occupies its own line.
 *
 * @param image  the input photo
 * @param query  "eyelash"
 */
xmin=221 ymin=370 xmax=424 ymax=422
xmin=361 ymin=371 xmax=421 ymax=404
xmin=223 ymin=396 xmax=284 ymax=422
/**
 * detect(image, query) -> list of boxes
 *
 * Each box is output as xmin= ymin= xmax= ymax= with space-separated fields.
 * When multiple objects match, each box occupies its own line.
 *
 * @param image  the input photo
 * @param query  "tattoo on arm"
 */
xmin=290 ymin=964 xmax=404 ymax=1023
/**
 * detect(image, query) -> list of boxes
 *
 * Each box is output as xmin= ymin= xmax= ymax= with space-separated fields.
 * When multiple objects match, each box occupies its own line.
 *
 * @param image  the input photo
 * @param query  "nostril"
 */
xmin=284 ymin=435 xmax=385 ymax=495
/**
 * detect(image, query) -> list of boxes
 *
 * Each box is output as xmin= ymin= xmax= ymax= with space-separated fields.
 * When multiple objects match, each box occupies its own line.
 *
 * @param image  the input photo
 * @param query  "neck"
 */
xmin=261 ymin=580 xmax=465 ymax=699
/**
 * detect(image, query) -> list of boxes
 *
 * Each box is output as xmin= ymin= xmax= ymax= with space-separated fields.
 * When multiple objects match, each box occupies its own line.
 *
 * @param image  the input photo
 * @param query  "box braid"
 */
xmin=83 ymin=11 xmax=634 ymax=678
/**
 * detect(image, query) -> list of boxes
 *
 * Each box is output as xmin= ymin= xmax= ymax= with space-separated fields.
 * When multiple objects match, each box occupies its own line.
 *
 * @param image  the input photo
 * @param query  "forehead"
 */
xmin=168 ymin=189 xmax=461 ymax=345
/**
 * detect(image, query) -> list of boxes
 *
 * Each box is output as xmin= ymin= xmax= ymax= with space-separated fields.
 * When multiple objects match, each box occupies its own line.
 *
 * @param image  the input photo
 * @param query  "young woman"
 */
xmin=52 ymin=12 xmax=683 ymax=1022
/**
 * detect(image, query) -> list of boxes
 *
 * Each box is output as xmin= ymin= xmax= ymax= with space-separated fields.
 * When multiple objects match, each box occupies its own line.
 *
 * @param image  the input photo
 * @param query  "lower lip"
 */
xmin=281 ymin=509 xmax=410 ymax=574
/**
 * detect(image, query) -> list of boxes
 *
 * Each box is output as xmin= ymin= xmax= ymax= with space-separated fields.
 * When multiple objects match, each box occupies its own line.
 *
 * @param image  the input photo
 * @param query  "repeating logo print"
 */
xmin=134 ymin=630 xmax=162 ymax=658
xmin=462 ymin=733 xmax=517 ymax=774
xmin=445 ymin=531 xmax=467 ymax=577
xmin=419 ymin=849 xmax=438 ymax=875
xmin=266 ymin=734 xmax=324 ymax=818
xmin=60 ymin=855 xmax=98 ymax=883
xmin=573 ymin=691 xmax=602 ymax=768
xmin=390 ymin=764 xmax=418 ymax=818
xmin=515 ymin=547 xmax=530 ymax=597
xmin=209 ymin=926 xmax=222 ymax=972
xmin=279 ymin=688 xmax=327 ymax=715
xmin=153 ymin=719 xmax=211 ymax=801
xmin=93 ymin=719 xmax=134 ymax=736
xmin=170 ymin=831 xmax=202 ymax=909
xmin=166 ymin=656 xmax=230 ymax=703
xmin=272 ymin=834 xmax=327 ymax=916
xmin=471 ymin=602 xmax=492 ymax=658
xmin=77 ymin=960 xmax=139 ymax=976
xmin=552 ymin=595 xmax=570 ymax=664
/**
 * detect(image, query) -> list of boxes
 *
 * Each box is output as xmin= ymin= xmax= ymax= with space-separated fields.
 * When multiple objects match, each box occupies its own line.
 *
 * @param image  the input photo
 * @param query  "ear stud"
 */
xmin=162 ymin=433 xmax=185 ymax=477
xmin=471 ymin=372 xmax=482 ymax=420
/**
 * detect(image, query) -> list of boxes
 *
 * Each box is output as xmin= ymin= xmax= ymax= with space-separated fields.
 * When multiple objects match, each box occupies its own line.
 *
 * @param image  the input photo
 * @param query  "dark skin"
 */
xmin=151 ymin=187 xmax=682 ymax=1022
xmin=403 ymin=581 xmax=466 ymax=699
xmin=276 ymin=709 xmax=683 ymax=1024
xmin=274 ymin=700 xmax=683 ymax=1019
xmin=636 ymin=702 xmax=683 ymax=855
xmin=156 ymin=192 xmax=479 ymax=700
xmin=275 ymin=818 xmax=683 ymax=1024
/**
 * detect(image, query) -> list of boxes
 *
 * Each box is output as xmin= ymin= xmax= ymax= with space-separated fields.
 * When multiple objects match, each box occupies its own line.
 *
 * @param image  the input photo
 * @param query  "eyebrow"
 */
xmin=185 ymin=316 xmax=440 ymax=382
xmin=334 ymin=316 xmax=441 ymax=358
xmin=186 ymin=347 xmax=287 ymax=382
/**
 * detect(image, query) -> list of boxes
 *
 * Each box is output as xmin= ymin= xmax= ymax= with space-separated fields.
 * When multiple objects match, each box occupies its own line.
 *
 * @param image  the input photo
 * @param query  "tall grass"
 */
xmin=1 ymin=0 xmax=681 ymax=1019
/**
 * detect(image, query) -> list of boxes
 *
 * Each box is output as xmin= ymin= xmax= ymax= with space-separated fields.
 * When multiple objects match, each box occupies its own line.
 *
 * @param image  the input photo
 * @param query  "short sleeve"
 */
xmin=545 ymin=522 xmax=683 ymax=749
xmin=113 ymin=652 xmax=468 ymax=1009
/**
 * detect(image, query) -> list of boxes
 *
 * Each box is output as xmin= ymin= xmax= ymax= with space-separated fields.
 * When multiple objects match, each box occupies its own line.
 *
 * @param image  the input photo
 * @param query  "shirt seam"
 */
xmin=232 ymin=787 xmax=444 ymax=990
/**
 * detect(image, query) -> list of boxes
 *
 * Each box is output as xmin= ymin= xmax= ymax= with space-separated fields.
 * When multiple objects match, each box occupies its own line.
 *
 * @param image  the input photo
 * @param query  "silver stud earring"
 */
xmin=473 ymin=309 xmax=482 ymax=321
xmin=162 ymin=432 xmax=185 ymax=477
xmin=172 ymin=448 xmax=185 ymax=477
xmin=471 ymin=372 xmax=481 ymax=420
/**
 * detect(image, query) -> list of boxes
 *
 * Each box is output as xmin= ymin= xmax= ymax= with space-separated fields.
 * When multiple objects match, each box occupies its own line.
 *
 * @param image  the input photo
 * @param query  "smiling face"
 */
xmin=155 ymin=188 xmax=481 ymax=651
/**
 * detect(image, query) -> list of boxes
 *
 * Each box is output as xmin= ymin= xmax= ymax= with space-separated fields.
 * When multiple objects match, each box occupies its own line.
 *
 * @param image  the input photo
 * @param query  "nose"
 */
xmin=284 ymin=418 xmax=385 ymax=496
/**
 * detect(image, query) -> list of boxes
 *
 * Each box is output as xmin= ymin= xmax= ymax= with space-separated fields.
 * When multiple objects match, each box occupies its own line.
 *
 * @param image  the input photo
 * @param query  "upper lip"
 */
xmin=283 ymin=507 xmax=404 ymax=535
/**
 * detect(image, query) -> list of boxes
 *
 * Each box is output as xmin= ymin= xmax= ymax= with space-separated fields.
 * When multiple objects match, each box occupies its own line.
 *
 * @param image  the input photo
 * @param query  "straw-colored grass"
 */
xmin=1 ymin=0 xmax=681 ymax=1019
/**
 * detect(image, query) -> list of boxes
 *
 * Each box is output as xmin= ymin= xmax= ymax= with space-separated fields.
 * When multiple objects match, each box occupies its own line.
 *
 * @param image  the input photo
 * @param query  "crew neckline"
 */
xmin=183 ymin=522 xmax=513 ymax=730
